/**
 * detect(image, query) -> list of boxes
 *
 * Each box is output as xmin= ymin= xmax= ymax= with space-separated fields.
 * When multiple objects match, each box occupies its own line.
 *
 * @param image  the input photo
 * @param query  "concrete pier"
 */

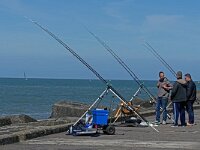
xmin=1 ymin=106 xmax=200 ymax=150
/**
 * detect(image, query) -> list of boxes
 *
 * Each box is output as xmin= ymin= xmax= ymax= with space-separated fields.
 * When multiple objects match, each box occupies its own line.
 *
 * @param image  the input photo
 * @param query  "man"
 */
xmin=185 ymin=73 xmax=196 ymax=126
xmin=155 ymin=71 xmax=171 ymax=125
xmin=171 ymin=71 xmax=187 ymax=127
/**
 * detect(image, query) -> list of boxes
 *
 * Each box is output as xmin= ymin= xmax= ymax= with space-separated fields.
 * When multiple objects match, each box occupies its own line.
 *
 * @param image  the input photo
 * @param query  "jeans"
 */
xmin=186 ymin=100 xmax=194 ymax=124
xmin=156 ymin=97 xmax=168 ymax=122
xmin=173 ymin=102 xmax=186 ymax=126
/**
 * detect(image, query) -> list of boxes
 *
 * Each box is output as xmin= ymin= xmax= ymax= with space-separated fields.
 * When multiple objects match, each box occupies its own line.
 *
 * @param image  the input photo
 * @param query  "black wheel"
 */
xmin=105 ymin=125 xmax=115 ymax=135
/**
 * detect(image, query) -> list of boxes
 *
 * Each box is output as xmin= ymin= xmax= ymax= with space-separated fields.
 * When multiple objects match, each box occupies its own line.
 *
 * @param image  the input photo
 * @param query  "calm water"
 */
xmin=0 ymin=78 xmax=199 ymax=119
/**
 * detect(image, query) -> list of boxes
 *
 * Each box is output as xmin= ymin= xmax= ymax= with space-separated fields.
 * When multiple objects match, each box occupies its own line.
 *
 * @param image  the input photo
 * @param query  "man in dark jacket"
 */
xmin=171 ymin=71 xmax=187 ymax=127
xmin=185 ymin=73 xmax=196 ymax=125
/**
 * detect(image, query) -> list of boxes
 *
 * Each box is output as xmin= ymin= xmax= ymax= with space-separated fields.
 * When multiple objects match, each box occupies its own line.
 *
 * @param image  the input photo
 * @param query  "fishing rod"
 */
xmin=26 ymin=18 xmax=158 ymax=132
xmin=85 ymin=28 xmax=156 ymax=103
xmin=143 ymin=41 xmax=177 ymax=78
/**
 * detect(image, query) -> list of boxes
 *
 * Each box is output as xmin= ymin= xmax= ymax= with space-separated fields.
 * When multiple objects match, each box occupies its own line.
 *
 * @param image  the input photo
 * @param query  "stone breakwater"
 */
xmin=0 ymin=115 xmax=37 ymax=127
xmin=50 ymin=101 xmax=90 ymax=119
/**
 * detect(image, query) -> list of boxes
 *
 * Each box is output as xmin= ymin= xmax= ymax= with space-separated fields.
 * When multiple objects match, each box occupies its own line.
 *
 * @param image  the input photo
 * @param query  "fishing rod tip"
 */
xmin=24 ymin=16 xmax=36 ymax=23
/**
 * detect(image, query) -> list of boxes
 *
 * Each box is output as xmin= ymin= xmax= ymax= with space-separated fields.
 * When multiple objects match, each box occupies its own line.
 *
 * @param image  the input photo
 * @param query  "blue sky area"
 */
xmin=0 ymin=0 xmax=200 ymax=80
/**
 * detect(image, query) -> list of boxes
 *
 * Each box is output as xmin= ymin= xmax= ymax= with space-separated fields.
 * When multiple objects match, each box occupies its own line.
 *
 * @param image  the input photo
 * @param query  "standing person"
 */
xmin=155 ymin=71 xmax=171 ymax=125
xmin=171 ymin=71 xmax=187 ymax=127
xmin=185 ymin=73 xmax=196 ymax=126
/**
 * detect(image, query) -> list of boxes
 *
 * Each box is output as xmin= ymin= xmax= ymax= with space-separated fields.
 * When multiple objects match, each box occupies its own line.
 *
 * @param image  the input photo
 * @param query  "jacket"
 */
xmin=157 ymin=77 xmax=171 ymax=98
xmin=171 ymin=79 xmax=187 ymax=102
xmin=186 ymin=80 xmax=196 ymax=101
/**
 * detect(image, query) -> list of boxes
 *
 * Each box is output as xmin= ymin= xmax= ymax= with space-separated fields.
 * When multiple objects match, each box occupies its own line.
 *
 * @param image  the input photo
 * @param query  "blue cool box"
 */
xmin=92 ymin=110 xmax=109 ymax=125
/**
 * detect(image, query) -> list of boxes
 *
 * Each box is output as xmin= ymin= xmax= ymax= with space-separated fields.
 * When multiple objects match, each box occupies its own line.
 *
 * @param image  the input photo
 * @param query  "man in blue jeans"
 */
xmin=185 ymin=73 xmax=196 ymax=126
xmin=155 ymin=71 xmax=171 ymax=125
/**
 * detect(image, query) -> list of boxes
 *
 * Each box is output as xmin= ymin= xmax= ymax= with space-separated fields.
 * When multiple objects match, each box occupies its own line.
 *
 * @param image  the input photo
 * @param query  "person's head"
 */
xmin=176 ymin=71 xmax=182 ymax=79
xmin=185 ymin=73 xmax=192 ymax=82
xmin=159 ymin=71 xmax=165 ymax=79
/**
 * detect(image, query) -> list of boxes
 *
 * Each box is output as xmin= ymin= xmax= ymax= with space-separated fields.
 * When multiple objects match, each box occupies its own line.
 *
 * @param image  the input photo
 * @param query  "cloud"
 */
xmin=141 ymin=14 xmax=184 ymax=33
xmin=103 ymin=2 xmax=124 ymax=20
xmin=102 ymin=0 xmax=134 ymax=23
xmin=99 ymin=0 xmax=138 ymax=33
xmin=145 ymin=14 xmax=183 ymax=26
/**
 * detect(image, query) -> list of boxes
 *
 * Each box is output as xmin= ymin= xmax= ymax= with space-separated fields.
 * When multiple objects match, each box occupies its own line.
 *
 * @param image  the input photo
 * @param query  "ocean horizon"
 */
xmin=0 ymin=77 xmax=199 ymax=119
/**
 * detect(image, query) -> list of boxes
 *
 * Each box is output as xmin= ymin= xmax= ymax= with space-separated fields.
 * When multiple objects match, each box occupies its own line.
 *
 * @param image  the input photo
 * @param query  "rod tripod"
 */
xmin=113 ymin=86 xmax=142 ymax=124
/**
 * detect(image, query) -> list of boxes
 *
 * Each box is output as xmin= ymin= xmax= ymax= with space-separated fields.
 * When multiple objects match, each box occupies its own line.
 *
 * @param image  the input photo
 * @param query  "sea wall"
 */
xmin=50 ymin=101 xmax=89 ymax=119
xmin=0 ymin=114 xmax=37 ymax=127
xmin=49 ymin=98 xmax=154 ymax=119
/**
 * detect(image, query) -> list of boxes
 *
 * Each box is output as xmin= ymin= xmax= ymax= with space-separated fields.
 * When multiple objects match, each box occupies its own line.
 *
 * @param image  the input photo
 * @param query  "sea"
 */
xmin=0 ymin=78 xmax=199 ymax=120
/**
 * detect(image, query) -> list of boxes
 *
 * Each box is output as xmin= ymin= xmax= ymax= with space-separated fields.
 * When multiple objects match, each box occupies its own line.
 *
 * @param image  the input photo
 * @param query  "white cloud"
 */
xmin=139 ymin=14 xmax=186 ymax=41
xmin=102 ymin=0 xmax=134 ymax=23
xmin=145 ymin=14 xmax=184 ymax=27
xmin=141 ymin=14 xmax=184 ymax=34
xmin=99 ymin=0 xmax=138 ymax=33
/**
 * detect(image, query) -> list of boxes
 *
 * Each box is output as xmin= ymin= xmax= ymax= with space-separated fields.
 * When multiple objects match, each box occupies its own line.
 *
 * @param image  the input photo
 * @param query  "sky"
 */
xmin=0 ymin=0 xmax=200 ymax=80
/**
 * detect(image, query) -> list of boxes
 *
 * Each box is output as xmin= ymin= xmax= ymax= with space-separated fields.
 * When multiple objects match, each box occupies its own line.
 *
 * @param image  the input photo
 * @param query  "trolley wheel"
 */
xmin=104 ymin=125 xmax=115 ymax=135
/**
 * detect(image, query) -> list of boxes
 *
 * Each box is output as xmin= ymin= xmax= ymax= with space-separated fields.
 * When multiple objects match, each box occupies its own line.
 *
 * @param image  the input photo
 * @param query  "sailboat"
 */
xmin=24 ymin=72 xmax=28 ymax=80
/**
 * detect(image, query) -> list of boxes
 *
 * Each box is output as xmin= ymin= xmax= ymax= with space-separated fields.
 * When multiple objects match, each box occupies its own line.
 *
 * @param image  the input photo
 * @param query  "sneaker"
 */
xmin=187 ymin=122 xmax=194 ymax=126
xmin=171 ymin=125 xmax=178 ymax=127
xmin=162 ymin=120 xmax=166 ymax=125
xmin=153 ymin=121 xmax=160 ymax=125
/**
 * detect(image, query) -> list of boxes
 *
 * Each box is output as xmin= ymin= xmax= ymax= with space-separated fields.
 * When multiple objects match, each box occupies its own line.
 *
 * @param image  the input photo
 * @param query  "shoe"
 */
xmin=187 ymin=122 xmax=194 ymax=126
xmin=171 ymin=125 xmax=178 ymax=127
xmin=153 ymin=121 xmax=160 ymax=125
xmin=181 ymin=123 xmax=186 ymax=126
xmin=162 ymin=120 xmax=166 ymax=125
